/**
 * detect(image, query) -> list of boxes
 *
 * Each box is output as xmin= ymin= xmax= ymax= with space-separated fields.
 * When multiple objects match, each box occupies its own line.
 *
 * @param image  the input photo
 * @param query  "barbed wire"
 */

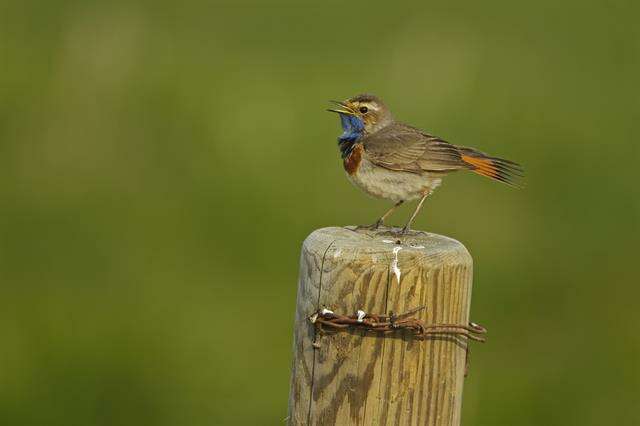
xmin=309 ymin=306 xmax=486 ymax=376
xmin=309 ymin=306 xmax=486 ymax=342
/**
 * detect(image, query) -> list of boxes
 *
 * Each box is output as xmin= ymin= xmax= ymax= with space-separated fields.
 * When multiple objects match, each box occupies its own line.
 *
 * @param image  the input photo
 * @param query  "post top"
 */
xmin=303 ymin=226 xmax=472 ymax=267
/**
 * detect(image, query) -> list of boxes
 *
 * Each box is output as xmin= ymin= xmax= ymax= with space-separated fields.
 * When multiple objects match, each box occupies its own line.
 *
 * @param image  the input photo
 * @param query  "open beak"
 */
xmin=326 ymin=100 xmax=355 ymax=115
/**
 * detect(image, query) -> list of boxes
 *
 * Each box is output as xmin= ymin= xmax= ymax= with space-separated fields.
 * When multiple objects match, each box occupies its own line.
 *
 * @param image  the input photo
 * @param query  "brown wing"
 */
xmin=362 ymin=123 xmax=466 ymax=174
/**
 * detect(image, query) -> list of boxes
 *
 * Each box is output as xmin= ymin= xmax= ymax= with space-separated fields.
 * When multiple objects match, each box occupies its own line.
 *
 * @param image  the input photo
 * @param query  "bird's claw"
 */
xmin=356 ymin=220 xmax=383 ymax=231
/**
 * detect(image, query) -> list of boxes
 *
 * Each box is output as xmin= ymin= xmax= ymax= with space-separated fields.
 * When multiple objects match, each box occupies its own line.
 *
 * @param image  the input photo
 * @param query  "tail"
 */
xmin=457 ymin=146 xmax=524 ymax=188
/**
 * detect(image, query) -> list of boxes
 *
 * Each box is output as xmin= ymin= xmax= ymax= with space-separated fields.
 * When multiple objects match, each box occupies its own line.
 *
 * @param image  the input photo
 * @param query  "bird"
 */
xmin=327 ymin=93 xmax=523 ymax=233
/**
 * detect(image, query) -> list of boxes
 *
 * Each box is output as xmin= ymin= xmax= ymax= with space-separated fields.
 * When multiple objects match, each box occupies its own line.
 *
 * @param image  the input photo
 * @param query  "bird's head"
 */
xmin=328 ymin=94 xmax=393 ymax=140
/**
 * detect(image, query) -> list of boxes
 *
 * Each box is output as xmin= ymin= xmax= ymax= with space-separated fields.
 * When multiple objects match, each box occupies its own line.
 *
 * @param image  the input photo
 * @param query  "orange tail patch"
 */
xmin=461 ymin=154 xmax=523 ymax=187
xmin=461 ymin=155 xmax=499 ymax=178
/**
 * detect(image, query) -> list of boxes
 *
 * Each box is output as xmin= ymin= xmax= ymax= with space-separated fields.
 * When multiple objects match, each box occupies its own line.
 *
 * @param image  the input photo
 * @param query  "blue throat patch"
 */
xmin=337 ymin=114 xmax=364 ymax=158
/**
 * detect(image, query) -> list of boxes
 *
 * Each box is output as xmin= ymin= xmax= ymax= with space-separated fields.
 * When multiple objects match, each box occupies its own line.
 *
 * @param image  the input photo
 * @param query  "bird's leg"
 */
xmin=360 ymin=200 xmax=404 ymax=229
xmin=401 ymin=193 xmax=430 ymax=234
xmin=375 ymin=200 xmax=404 ymax=228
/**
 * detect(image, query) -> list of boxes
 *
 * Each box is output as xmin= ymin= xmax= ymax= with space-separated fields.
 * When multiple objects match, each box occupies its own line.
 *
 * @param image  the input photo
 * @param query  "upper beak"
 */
xmin=326 ymin=100 xmax=355 ymax=115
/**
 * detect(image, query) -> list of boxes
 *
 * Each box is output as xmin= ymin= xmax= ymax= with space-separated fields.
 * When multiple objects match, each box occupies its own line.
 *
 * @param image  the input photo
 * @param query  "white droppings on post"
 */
xmin=391 ymin=246 xmax=402 ymax=283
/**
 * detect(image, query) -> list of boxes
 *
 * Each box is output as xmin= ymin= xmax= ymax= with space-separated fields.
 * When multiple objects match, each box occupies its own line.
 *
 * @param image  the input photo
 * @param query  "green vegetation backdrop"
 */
xmin=1 ymin=0 xmax=638 ymax=425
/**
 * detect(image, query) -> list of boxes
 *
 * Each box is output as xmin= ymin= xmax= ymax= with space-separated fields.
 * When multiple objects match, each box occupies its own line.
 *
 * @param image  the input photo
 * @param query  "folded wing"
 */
xmin=362 ymin=123 xmax=523 ymax=187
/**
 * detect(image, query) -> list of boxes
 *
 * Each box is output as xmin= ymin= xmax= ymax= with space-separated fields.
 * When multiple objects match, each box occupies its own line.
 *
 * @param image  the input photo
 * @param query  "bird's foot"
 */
xmin=398 ymin=226 xmax=429 ymax=236
xmin=356 ymin=219 xmax=383 ymax=231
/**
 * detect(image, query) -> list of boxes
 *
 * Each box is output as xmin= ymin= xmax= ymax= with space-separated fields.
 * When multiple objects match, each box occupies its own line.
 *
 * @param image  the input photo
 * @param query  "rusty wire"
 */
xmin=308 ymin=306 xmax=486 ymax=342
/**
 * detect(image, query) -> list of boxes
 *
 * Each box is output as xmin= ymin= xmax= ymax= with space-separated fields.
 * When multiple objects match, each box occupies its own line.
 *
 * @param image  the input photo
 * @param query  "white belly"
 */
xmin=346 ymin=158 xmax=442 ymax=203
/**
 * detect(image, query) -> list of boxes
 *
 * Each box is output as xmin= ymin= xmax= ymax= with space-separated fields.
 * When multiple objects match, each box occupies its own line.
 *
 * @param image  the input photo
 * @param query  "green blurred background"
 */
xmin=1 ymin=0 xmax=639 ymax=424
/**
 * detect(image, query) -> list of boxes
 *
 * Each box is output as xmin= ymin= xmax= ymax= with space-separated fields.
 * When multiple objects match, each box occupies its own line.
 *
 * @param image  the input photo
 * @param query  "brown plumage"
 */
xmin=328 ymin=94 xmax=523 ymax=233
xmin=359 ymin=123 xmax=523 ymax=186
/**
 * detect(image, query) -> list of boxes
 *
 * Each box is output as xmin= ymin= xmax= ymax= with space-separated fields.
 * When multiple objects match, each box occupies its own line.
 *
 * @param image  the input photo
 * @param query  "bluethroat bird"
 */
xmin=328 ymin=94 xmax=523 ymax=233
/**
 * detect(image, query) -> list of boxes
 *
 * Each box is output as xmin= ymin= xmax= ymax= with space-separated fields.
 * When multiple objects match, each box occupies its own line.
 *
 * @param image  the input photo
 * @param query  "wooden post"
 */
xmin=288 ymin=226 xmax=474 ymax=426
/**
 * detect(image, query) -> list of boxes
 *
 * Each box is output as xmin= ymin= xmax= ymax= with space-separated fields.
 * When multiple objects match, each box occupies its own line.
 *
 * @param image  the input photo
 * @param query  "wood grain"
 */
xmin=288 ymin=227 xmax=474 ymax=426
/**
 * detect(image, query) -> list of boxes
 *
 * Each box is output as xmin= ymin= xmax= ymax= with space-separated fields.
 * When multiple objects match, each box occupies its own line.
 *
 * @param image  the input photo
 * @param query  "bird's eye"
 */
xmin=359 ymin=106 xmax=368 ymax=114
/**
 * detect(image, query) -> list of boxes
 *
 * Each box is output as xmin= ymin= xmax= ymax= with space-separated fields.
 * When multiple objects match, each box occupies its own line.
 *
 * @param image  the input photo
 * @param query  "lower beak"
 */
xmin=327 ymin=108 xmax=354 ymax=114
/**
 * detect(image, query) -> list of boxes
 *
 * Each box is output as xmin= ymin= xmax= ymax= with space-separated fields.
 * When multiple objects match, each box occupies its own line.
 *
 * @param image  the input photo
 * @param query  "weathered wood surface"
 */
xmin=288 ymin=226 xmax=474 ymax=426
